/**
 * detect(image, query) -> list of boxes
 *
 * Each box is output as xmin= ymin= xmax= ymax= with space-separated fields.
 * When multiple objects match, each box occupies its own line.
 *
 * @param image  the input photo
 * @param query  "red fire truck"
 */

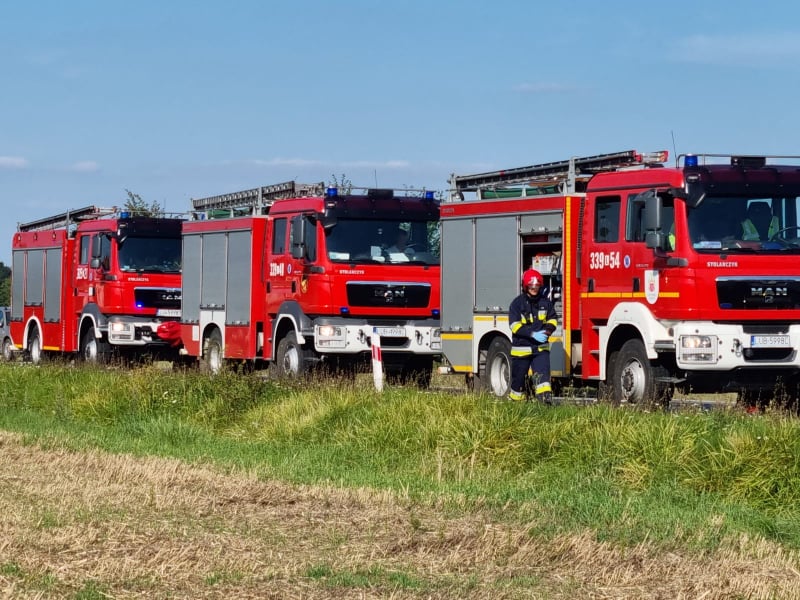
xmin=179 ymin=181 xmax=441 ymax=384
xmin=10 ymin=206 xmax=183 ymax=363
xmin=441 ymin=150 xmax=800 ymax=404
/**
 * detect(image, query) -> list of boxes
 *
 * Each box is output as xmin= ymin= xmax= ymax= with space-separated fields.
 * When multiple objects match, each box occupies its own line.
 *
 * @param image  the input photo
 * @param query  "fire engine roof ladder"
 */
xmin=17 ymin=205 xmax=116 ymax=232
xmin=191 ymin=180 xmax=326 ymax=215
xmin=449 ymin=150 xmax=667 ymax=199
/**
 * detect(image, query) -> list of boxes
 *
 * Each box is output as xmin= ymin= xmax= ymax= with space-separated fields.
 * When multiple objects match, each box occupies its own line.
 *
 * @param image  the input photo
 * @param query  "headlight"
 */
xmin=318 ymin=325 xmax=343 ymax=338
xmin=679 ymin=335 xmax=718 ymax=363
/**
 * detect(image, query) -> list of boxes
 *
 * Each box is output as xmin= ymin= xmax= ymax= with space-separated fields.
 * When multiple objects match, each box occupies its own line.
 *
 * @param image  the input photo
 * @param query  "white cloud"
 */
xmin=341 ymin=160 xmax=410 ymax=169
xmin=674 ymin=33 xmax=800 ymax=66
xmin=68 ymin=161 xmax=100 ymax=173
xmin=247 ymin=158 xmax=322 ymax=167
xmin=240 ymin=158 xmax=411 ymax=170
xmin=0 ymin=156 xmax=29 ymax=169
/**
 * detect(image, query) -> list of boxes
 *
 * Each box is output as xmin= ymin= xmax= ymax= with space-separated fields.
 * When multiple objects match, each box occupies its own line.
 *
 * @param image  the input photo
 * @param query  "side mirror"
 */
xmin=640 ymin=190 xmax=671 ymax=251
xmin=290 ymin=217 xmax=305 ymax=259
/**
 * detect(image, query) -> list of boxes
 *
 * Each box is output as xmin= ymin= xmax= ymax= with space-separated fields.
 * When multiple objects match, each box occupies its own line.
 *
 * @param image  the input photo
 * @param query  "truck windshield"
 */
xmin=687 ymin=195 xmax=800 ymax=253
xmin=118 ymin=236 xmax=182 ymax=273
xmin=325 ymin=218 xmax=440 ymax=265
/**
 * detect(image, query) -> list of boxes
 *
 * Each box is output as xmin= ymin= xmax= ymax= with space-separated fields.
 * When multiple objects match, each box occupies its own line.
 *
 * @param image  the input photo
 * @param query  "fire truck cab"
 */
xmin=442 ymin=150 xmax=800 ymax=404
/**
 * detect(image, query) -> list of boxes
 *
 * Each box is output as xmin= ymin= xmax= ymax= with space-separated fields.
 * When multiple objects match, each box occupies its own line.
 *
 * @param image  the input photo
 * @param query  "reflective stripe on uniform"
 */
xmin=509 ymin=389 xmax=525 ymax=401
xmin=511 ymin=345 xmax=533 ymax=356
xmin=535 ymin=382 xmax=552 ymax=395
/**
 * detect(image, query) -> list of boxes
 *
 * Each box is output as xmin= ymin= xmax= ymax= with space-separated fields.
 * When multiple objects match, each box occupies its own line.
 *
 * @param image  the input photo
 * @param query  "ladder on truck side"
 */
xmin=191 ymin=180 xmax=325 ymax=216
xmin=448 ymin=149 xmax=668 ymax=200
xmin=18 ymin=205 xmax=117 ymax=233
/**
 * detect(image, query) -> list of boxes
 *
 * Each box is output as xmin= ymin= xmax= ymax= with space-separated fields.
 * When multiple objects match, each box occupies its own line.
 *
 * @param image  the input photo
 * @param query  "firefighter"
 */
xmin=741 ymin=202 xmax=779 ymax=241
xmin=508 ymin=269 xmax=558 ymax=403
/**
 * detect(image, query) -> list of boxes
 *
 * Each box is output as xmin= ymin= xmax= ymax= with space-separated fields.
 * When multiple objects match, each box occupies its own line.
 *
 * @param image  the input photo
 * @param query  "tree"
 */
xmin=124 ymin=190 xmax=164 ymax=217
xmin=328 ymin=174 xmax=353 ymax=194
xmin=0 ymin=261 xmax=10 ymax=306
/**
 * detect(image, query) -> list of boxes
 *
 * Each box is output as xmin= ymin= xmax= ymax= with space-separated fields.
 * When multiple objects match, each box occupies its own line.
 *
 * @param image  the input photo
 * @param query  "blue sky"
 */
xmin=3 ymin=0 xmax=800 ymax=264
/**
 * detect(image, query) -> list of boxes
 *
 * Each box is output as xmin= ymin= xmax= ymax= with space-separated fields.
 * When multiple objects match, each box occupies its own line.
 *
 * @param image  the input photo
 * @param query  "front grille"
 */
xmin=717 ymin=278 xmax=800 ymax=309
xmin=134 ymin=287 xmax=182 ymax=310
xmin=346 ymin=283 xmax=430 ymax=308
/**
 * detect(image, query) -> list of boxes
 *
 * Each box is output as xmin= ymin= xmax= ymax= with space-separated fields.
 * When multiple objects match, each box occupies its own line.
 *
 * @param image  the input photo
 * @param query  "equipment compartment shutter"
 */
xmin=475 ymin=216 xmax=517 ymax=311
xmin=182 ymin=234 xmax=201 ymax=322
xmin=26 ymin=250 xmax=44 ymax=307
xmin=225 ymin=230 xmax=252 ymax=325
xmin=441 ymin=218 xmax=474 ymax=332
xmin=11 ymin=251 xmax=24 ymax=319
xmin=44 ymin=249 xmax=62 ymax=322
xmin=201 ymin=233 xmax=226 ymax=308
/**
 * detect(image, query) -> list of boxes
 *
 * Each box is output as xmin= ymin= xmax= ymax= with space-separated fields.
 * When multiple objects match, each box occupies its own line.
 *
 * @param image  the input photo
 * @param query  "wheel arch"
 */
xmin=271 ymin=315 xmax=301 ymax=362
xmin=475 ymin=330 xmax=511 ymax=376
xmin=22 ymin=316 xmax=44 ymax=350
xmin=599 ymin=302 xmax=671 ymax=379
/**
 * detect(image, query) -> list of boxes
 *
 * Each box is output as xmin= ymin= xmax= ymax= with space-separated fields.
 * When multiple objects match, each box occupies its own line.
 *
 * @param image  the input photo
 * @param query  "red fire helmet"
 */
xmin=522 ymin=269 xmax=543 ymax=288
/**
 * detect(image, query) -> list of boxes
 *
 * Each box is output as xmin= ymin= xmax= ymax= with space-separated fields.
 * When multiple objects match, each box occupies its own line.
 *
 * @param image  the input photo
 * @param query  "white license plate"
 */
xmin=375 ymin=327 xmax=406 ymax=338
xmin=751 ymin=335 xmax=790 ymax=347
xmin=156 ymin=309 xmax=181 ymax=317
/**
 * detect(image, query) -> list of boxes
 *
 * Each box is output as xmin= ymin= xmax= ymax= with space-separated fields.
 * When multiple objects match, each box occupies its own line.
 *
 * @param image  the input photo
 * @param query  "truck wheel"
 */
xmin=2 ymin=337 xmax=14 ymax=361
xmin=275 ymin=331 xmax=307 ymax=378
xmin=27 ymin=329 xmax=42 ymax=364
xmin=481 ymin=337 xmax=511 ymax=397
xmin=611 ymin=339 xmax=669 ymax=405
xmin=81 ymin=325 xmax=111 ymax=364
xmin=202 ymin=329 xmax=224 ymax=374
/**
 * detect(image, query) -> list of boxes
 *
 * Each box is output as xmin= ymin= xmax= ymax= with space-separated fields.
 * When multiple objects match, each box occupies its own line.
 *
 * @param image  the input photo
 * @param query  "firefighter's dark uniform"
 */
xmin=508 ymin=289 xmax=558 ymax=402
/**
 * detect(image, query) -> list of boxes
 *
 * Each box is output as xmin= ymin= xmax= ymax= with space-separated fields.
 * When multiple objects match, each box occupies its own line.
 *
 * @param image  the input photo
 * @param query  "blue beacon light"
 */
xmin=684 ymin=154 xmax=699 ymax=167
xmin=326 ymin=187 xmax=339 ymax=197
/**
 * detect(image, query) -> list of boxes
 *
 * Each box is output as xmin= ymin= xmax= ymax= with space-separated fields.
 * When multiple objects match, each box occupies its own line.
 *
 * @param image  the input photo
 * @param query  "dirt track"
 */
xmin=1 ymin=431 xmax=799 ymax=599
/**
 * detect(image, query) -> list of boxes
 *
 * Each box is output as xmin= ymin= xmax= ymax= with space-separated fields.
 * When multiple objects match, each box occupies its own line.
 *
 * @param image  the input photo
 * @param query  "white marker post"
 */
xmin=371 ymin=328 xmax=384 ymax=392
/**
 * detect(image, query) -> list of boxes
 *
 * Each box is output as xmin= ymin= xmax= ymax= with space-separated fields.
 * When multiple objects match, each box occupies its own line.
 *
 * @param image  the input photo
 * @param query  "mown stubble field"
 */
xmin=2 ymin=430 xmax=799 ymax=599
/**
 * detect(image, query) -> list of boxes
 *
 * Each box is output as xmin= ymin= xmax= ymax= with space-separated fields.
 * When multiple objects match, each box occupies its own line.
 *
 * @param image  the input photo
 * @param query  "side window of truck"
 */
xmin=93 ymin=234 xmax=111 ymax=270
xmin=594 ymin=196 xmax=620 ymax=243
xmin=272 ymin=218 xmax=287 ymax=254
xmin=79 ymin=236 xmax=90 ymax=264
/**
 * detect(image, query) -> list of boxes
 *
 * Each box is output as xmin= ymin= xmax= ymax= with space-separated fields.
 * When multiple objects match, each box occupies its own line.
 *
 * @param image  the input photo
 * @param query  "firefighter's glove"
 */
xmin=532 ymin=331 xmax=549 ymax=343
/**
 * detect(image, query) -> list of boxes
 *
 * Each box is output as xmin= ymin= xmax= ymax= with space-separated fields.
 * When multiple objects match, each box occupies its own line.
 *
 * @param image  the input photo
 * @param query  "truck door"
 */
xmin=73 ymin=234 xmax=93 ymax=312
xmin=288 ymin=213 xmax=318 ymax=301
xmin=265 ymin=217 xmax=291 ymax=312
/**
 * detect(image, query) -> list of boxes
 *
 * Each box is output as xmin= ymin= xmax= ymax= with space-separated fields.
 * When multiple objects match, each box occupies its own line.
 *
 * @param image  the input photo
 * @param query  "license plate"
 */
xmin=751 ymin=335 xmax=790 ymax=347
xmin=374 ymin=327 xmax=406 ymax=338
xmin=156 ymin=309 xmax=181 ymax=317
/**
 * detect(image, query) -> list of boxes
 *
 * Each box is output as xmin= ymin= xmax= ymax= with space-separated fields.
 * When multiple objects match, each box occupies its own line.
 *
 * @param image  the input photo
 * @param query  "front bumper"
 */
xmin=312 ymin=318 xmax=441 ymax=356
xmin=105 ymin=316 xmax=178 ymax=347
xmin=673 ymin=322 xmax=800 ymax=370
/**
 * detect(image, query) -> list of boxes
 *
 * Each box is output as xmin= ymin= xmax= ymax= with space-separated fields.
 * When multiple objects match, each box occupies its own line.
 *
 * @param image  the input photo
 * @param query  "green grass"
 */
xmin=2 ymin=361 xmax=800 ymax=551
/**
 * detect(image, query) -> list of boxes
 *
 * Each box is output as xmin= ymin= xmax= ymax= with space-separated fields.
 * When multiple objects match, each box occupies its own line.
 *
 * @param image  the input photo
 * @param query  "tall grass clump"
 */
xmin=2 ymin=361 xmax=800 ymax=547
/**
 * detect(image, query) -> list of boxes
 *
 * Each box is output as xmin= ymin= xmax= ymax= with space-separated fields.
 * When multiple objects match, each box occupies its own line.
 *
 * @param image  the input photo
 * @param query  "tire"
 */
xmin=27 ymin=328 xmax=42 ymax=364
xmin=611 ymin=339 xmax=669 ymax=405
xmin=202 ymin=329 xmax=224 ymax=374
xmin=2 ymin=337 xmax=14 ymax=361
xmin=480 ymin=336 xmax=512 ymax=398
xmin=275 ymin=331 xmax=308 ymax=378
xmin=81 ymin=325 xmax=111 ymax=364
